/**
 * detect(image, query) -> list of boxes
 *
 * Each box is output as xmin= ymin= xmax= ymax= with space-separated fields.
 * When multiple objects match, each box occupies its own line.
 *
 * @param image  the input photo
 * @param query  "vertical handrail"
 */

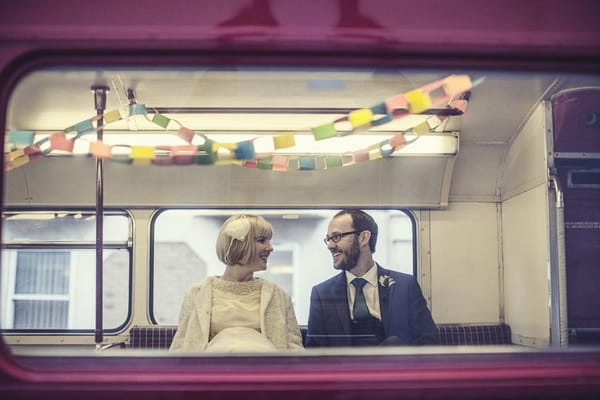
xmin=92 ymin=85 xmax=109 ymax=348
xmin=549 ymin=171 xmax=568 ymax=346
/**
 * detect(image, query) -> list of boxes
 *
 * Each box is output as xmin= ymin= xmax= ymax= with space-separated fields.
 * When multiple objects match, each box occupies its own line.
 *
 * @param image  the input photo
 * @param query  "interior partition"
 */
xmin=500 ymin=103 xmax=552 ymax=346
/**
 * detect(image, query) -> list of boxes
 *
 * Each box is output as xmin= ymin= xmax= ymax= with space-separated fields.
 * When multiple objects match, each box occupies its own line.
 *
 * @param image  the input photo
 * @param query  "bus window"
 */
xmin=1 ymin=211 xmax=132 ymax=331
xmin=151 ymin=209 xmax=414 ymax=325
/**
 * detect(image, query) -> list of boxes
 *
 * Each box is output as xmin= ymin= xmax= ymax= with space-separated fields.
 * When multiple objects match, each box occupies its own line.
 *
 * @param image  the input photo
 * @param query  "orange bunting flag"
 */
xmin=89 ymin=141 xmax=112 ymax=159
xmin=443 ymin=75 xmax=472 ymax=97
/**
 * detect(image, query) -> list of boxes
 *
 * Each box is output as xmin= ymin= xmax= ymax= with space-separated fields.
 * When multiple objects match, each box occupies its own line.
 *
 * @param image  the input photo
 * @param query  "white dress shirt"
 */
xmin=345 ymin=263 xmax=381 ymax=320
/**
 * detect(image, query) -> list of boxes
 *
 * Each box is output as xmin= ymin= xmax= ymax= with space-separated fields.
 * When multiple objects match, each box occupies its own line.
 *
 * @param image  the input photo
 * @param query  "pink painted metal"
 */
xmin=0 ymin=0 xmax=599 ymax=398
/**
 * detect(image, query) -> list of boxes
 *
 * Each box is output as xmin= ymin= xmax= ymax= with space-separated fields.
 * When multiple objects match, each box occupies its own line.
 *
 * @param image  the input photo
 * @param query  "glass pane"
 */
xmin=1 ymin=249 xmax=130 ymax=330
xmin=15 ymin=252 xmax=70 ymax=295
xmin=13 ymin=300 xmax=69 ymax=329
xmin=2 ymin=213 xmax=130 ymax=242
xmin=152 ymin=209 xmax=413 ymax=325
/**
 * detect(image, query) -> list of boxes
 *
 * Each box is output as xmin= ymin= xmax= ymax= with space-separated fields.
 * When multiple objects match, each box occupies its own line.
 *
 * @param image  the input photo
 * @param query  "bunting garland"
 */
xmin=4 ymin=74 xmax=479 ymax=172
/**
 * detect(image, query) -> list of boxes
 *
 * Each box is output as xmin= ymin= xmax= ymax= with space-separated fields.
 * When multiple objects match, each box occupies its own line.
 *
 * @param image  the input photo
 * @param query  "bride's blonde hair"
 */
xmin=216 ymin=214 xmax=272 ymax=266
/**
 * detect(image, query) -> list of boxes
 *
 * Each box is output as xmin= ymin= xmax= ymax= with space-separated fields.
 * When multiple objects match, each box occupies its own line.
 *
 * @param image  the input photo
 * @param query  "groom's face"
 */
xmin=327 ymin=215 xmax=361 ymax=271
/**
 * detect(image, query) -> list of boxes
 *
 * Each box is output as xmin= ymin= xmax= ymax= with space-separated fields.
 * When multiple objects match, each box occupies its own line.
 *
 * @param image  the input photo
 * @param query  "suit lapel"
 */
xmin=377 ymin=265 xmax=391 ymax=334
xmin=331 ymin=273 xmax=352 ymax=337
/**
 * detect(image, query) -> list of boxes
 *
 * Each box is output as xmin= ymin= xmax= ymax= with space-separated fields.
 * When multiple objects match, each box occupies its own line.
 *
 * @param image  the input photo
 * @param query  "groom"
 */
xmin=306 ymin=209 xmax=438 ymax=347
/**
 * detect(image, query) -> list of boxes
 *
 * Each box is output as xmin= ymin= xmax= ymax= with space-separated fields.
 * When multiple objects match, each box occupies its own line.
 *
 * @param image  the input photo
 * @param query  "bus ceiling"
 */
xmin=3 ymin=68 xmax=600 ymax=208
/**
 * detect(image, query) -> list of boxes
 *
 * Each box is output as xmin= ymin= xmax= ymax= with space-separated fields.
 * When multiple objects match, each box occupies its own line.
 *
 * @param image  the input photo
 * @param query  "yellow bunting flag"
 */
xmin=130 ymin=146 xmax=155 ymax=165
xmin=273 ymin=133 xmax=296 ymax=149
xmin=369 ymin=148 xmax=383 ymax=160
xmin=405 ymin=89 xmax=431 ymax=114
xmin=348 ymin=108 xmax=373 ymax=128
xmin=8 ymin=149 xmax=29 ymax=168
xmin=89 ymin=141 xmax=112 ymax=159
xmin=413 ymin=121 xmax=430 ymax=135
xmin=214 ymin=142 xmax=237 ymax=151
xmin=427 ymin=116 xmax=442 ymax=130
xmin=103 ymin=109 xmax=122 ymax=124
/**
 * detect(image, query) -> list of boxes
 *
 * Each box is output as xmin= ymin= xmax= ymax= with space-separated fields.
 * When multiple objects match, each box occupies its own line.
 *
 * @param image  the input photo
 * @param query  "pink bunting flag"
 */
xmin=177 ymin=127 xmax=196 ymax=143
xmin=49 ymin=132 xmax=75 ymax=152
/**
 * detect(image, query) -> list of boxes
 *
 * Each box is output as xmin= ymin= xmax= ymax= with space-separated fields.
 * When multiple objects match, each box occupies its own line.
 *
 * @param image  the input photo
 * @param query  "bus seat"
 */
xmin=126 ymin=323 xmax=512 ymax=349
xmin=128 ymin=325 xmax=178 ymax=350
xmin=436 ymin=323 xmax=512 ymax=345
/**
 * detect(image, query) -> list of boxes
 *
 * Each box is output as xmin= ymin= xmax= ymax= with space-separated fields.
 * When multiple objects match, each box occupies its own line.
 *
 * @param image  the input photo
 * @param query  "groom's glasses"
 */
xmin=323 ymin=230 xmax=361 ymax=245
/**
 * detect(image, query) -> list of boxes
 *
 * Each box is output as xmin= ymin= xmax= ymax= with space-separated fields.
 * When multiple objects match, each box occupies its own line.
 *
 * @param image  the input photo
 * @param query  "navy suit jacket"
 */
xmin=306 ymin=265 xmax=438 ymax=347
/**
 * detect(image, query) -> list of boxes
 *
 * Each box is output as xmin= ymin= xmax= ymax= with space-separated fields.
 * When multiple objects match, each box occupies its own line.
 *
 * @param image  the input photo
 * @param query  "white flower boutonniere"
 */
xmin=379 ymin=274 xmax=396 ymax=288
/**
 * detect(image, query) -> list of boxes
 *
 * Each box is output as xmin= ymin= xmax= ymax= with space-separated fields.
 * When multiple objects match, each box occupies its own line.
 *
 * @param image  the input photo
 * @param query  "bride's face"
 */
xmin=247 ymin=235 xmax=273 ymax=271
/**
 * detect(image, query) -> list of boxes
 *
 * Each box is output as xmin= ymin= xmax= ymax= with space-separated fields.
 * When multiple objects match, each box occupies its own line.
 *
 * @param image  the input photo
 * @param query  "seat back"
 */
xmin=126 ymin=323 xmax=512 ymax=349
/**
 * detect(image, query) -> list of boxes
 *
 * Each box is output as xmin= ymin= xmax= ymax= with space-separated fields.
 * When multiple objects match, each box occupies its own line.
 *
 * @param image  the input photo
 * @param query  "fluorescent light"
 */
xmin=33 ymin=132 xmax=457 ymax=156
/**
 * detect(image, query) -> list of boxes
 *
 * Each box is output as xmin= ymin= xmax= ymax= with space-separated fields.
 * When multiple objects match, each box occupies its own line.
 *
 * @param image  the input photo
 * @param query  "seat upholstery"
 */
xmin=127 ymin=323 xmax=512 ymax=349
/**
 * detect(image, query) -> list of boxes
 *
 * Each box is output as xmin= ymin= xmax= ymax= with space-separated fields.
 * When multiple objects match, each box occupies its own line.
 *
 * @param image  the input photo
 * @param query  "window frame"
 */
xmin=148 ymin=207 xmax=417 ymax=326
xmin=0 ymin=209 xmax=134 ymax=334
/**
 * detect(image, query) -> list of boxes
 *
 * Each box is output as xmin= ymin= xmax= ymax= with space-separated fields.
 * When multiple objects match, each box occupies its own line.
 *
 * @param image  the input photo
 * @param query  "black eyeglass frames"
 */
xmin=323 ymin=230 xmax=361 ymax=245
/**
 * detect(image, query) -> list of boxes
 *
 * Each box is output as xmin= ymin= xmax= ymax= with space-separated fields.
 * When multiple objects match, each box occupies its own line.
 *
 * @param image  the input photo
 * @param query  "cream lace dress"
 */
xmin=206 ymin=277 xmax=277 ymax=352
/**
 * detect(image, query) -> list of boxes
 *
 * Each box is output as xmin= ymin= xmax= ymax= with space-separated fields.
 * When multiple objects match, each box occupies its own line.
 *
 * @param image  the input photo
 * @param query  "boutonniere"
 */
xmin=379 ymin=275 xmax=396 ymax=288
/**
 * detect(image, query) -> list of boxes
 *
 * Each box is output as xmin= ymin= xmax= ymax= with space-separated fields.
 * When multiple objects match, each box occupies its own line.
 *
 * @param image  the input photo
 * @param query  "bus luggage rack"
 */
xmin=126 ymin=324 xmax=513 ymax=349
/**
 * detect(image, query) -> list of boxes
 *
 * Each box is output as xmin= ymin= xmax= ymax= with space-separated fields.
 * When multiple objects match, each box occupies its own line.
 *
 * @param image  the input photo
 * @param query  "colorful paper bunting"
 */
xmin=405 ymin=89 xmax=431 ymax=114
xmin=89 ymin=140 xmax=112 ymax=159
xmin=348 ymin=108 xmax=374 ymax=128
xmin=298 ymin=157 xmax=315 ymax=170
xmin=129 ymin=103 xmax=147 ymax=115
xmin=413 ymin=121 xmax=430 ymax=136
xmin=8 ymin=130 xmax=34 ymax=146
xmin=443 ymin=75 xmax=472 ymax=97
xmin=152 ymin=113 xmax=171 ymax=129
xmin=273 ymin=133 xmax=296 ymax=149
xmin=74 ymin=119 xmax=95 ymax=135
xmin=325 ymin=155 xmax=343 ymax=168
xmin=4 ymin=74 xmax=475 ymax=172
xmin=272 ymin=155 xmax=288 ymax=171
xmin=312 ymin=122 xmax=337 ymax=141
xmin=104 ymin=109 xmax=122 ymax=124
xmin=50 ymin=132 xmax=75 ymax=152
xmin=235 ymin=140 xmax=256 ymax=160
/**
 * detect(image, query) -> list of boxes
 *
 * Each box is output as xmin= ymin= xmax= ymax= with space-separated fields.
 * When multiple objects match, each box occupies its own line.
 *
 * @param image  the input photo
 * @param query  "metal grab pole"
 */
xmin=549 ymin=171 xmax=568 ymax=346
xmin=92 ymin=85 xmax=109 ymax=348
